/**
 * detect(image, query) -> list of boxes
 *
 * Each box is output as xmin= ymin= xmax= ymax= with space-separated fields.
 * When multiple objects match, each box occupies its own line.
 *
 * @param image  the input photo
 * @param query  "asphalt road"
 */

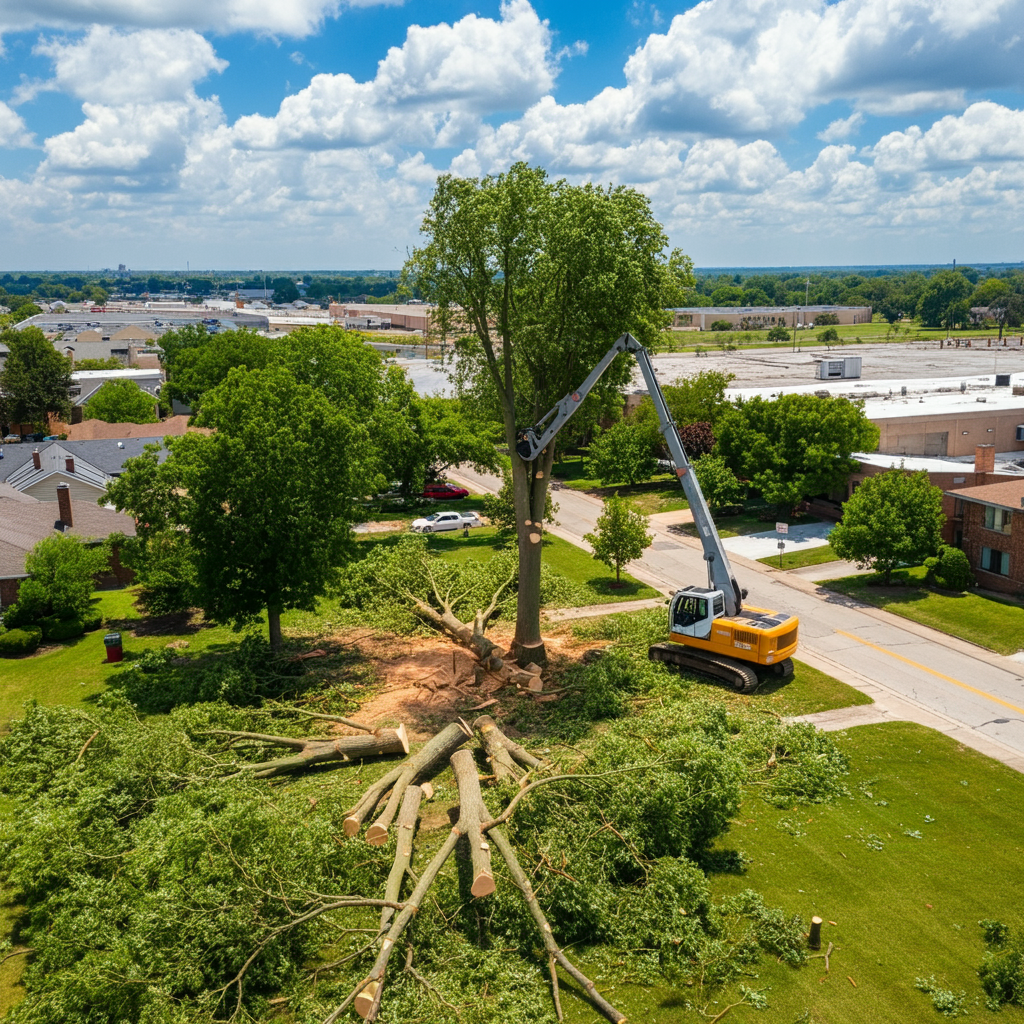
xmin=451 ymin=465 xmax=1024 ymax=773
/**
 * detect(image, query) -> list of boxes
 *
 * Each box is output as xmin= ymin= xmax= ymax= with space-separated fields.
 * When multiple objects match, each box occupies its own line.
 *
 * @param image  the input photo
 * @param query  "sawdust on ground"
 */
xmin=334 ymin=624 xmax=601 ymax=737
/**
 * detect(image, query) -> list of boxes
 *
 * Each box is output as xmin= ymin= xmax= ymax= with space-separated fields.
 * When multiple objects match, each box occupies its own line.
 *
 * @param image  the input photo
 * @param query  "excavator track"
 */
xmin=648 ymin=643 xmax=760 ymax=693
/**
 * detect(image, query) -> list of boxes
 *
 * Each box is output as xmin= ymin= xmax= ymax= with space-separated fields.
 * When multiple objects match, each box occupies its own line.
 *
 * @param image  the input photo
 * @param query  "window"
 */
xmin=981 ymin=547 xmax=1010 ymax=576
xmin=673 ymin=596 xmax=708 ymax=630
xmin=984 ymin=506 xmax=1013 ymax=534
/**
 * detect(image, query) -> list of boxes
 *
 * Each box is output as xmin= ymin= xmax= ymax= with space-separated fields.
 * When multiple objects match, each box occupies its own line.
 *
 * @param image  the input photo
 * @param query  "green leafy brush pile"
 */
xmin=0 ymin=629 xmax=850 ymax=1023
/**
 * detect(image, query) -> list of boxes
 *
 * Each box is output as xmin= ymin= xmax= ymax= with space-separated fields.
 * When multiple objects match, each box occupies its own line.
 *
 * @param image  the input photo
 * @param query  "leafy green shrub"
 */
xmin=709 ymin=320 xmax=733 ymax=331
xmin=926 ymin=545 xmax=974 ymax=591
xmin=914 ymin=976 xmax=969 ymax=1017
xmin=42 ymin=617 xmax=85 ymax=641
xmin=82 ymin=612 xmax=102 ymax=632
xmin=0 ymin=627 xmax=43 ymax=656
xmin=979 ymin=921 xmax=1024 ymax=1009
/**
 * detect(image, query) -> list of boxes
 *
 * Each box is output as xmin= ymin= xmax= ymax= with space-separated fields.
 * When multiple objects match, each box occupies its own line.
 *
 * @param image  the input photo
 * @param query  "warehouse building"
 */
xmin=672 ymin=305 xmax=872 ymax=330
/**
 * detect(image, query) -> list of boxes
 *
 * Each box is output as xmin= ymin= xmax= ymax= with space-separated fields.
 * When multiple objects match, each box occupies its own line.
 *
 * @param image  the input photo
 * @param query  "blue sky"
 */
xmin=1 ymin=0 xmax=1023 ymax=270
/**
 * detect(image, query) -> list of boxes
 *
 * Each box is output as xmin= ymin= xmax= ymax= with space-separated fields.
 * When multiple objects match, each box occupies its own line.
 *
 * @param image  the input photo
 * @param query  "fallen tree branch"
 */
xmin=208 ymin=727 xmax=409 ymax=780
xmin=450 ymin=750 xmax=495 ymax=897
xmin=473 ymin=715 xmax=546 ymax=778
xmin=487 ymin=826 xmax=625 ymax=1024
xmin=380 ymin=785 xmax=424 ymax=933
xmin=74 ymin=729 xmax=100 ymax=764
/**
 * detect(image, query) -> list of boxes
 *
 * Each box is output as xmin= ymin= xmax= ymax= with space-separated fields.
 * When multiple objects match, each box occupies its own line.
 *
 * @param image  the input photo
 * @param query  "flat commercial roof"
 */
xmin=672 ymin=305 xmax=870 ymax=314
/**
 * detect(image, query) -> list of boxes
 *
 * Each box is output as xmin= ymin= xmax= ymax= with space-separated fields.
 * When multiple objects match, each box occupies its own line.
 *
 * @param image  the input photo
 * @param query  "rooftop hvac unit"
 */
xmin=818 ymin=356 xmax=862 ymax=380
xmin=996 ymin=374 xmax=1011 ymax=387
xmin=1017 ymin=425 xmax=1024 ymax=442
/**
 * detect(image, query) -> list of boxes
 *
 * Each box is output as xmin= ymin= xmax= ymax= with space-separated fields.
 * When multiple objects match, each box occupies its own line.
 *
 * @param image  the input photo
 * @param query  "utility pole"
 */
xmin=805 ymin=277 xmax=810 ymax=305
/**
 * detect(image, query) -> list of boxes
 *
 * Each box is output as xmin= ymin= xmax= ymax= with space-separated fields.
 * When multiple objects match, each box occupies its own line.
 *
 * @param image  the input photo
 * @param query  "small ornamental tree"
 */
xmin=584 ymin=495 xmax=653 ymax=583
xmin=82 ymin=379 xmax=159 ymax=424
xmin=828 ymin=466 xmax=944 ymax=585
xmin=692 ymin=454 xmax=745 ymax=512
xmin=588 ymin=418 xmax=659 ymax=486
xmin=814 ymin=313 xmax=839 ymax=326
xmin=5 ymin=534 xmax=108 ymax=626
xmin=817 ymin=327 xmax=840 ymax=346
xmin=678 ymin=421 xmax=715 ymax=459
xmin=766 ymin=324 xmax=791 ymax=343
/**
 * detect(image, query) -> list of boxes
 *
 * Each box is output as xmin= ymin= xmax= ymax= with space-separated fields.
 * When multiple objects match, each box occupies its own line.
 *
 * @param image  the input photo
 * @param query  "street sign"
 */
xmin=777 ymin=540 xmax=786 ymax=549
xmin=776 ymin=522 xmax=789 ymax=534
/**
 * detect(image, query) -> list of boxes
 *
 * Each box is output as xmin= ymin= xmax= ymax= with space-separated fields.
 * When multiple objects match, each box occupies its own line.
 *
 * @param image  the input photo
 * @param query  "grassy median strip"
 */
xmin=824 ymin=567 xmax=1024 ymax=656
xmin=758 ymin=544 xmax=842 ymax=570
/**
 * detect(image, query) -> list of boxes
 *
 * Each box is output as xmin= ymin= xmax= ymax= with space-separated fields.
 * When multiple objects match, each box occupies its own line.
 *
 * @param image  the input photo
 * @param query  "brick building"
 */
xmin=945 ymin=478 xmax=1024 ymax=594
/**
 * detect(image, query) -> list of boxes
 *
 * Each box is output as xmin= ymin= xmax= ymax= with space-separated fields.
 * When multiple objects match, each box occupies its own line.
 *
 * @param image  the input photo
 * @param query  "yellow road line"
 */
xmin=835 ymin=629 xmax=1024 ymax=716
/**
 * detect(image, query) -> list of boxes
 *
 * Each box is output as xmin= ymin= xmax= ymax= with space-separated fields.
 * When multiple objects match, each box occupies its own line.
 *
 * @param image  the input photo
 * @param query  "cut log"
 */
xmin=354 ymin=981 xmax=379 ymax=1019
xmin=809 ymin=916 xmax=823 ymax=950
xmin=474 ymin=716 xmax=519 ymax=783
xmin=209 ymin=726 xmax=408 ymax=780
xmin=450 ymin=749 xmax=496 ymax=898
xmin=362 ymin=721 xmax=472 ymax=845
xmin=472 ymin=715 xmax=545 ymax=771
xmin=527 ymin=678 xmax=544 ymax=694
xmin=380 ymin=786 xmax=423 ymax=932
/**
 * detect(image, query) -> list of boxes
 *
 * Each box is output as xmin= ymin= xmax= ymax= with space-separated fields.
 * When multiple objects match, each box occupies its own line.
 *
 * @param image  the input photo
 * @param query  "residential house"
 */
xmin=0 ymin=437 xmax=170 ymax=502
xmin=0 ymin=486 xmax=136 ymax=607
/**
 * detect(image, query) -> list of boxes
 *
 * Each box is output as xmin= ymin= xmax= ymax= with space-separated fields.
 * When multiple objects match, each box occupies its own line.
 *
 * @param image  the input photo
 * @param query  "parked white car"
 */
xmin=410 ymin=511 xmax=484 ymax=533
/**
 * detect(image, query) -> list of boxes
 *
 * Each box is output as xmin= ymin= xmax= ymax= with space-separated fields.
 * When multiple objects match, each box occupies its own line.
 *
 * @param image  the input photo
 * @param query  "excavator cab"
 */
xmin=669 ymin=587 xmax=724 ymax=640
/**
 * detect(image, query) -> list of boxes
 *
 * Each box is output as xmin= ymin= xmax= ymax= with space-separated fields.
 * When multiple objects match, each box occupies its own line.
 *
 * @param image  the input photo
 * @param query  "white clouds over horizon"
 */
xmin=1 ymin=0 xmax=1024 ymax=265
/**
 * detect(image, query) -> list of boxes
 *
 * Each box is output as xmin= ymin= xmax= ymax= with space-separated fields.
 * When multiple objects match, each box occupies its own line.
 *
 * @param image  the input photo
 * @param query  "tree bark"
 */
xmin=380 ymin=785 xmax=423 ymax=933
xmin=510 ymin=445 xmax=555 ymax=667
xmin=212 ymin=726 xmax=408 ymax=779
xmin=473 ymin=715 xmax=545 ymax=783
xmin=450 ymin=749 xmax=495 ymax=897
xmin=268 ymin=606 xmax=283 ymax=650
xmin=357 ymin=721 xmax=472 ymax=844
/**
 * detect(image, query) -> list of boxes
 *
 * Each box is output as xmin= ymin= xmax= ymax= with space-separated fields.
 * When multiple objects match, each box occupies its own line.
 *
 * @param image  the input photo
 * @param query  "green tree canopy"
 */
xmin=14 ymin=534 xmax=108 ymax=622
xmin=584 ymin=494 xmax=653 ymax=582
xmin=717 ymin=394 xmax=879 ymax=517
xmin=407 ymin=161 xmax=680 ymax=662
xmin=916 ymin=270 xmax=973 ymax=328
xmin=828 ymin=466 xmax=944 ymax=584
xmin=0 ymin=326 xmax=73 ymax=428
xmin=183 ymin=366 xmax=372 ymax=647
xmin=766 ymin=324 xmax=791 ymax=343
xmin=82 ymin=379 xmax=159 ymax=424
xmin=654 ymin=370 xmax=736 ymax=430
xmin=587 ymin=417 xmax=659 ymax=486
xmin=692 ymin=454 xmax=745 ymax=512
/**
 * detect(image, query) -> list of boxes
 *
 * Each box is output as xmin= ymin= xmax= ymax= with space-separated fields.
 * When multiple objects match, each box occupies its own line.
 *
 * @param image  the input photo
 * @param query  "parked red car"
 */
xmin=422 ymin=482 xmax=469 ymax=500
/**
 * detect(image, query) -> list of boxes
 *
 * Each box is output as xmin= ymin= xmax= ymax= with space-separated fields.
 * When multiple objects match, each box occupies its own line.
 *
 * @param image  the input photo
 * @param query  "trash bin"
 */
xmin=104 ymin=632 xmax=123 ymax=663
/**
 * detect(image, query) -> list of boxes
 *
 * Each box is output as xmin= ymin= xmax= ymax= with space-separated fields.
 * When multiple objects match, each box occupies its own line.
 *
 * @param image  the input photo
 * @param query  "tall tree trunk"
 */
xmin=510 ymin=445 xmax=555 ymax=667
xmin=268 ymin=606 xmax=282 ymax=650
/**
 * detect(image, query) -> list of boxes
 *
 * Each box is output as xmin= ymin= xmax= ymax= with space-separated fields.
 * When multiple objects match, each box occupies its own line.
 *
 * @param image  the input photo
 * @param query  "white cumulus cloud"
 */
xmin=231 ymin=0 xmax=555 ymax=151
xmin=0 ymin=101 xmax=34 ymax=147
xmin=818 ymin=111 xmax=864 ymax=142
xmin=0 ymin=0 xmax=382 ymax=40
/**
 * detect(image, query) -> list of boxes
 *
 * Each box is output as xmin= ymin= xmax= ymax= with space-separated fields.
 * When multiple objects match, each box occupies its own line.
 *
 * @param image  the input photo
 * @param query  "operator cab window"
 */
xmin=673 ymin=596 xmax=708 ymax=630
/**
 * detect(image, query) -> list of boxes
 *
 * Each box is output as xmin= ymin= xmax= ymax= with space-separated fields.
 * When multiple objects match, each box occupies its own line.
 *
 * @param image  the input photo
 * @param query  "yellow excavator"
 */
xmin=515 ymin=332 xmax=799 ymax=693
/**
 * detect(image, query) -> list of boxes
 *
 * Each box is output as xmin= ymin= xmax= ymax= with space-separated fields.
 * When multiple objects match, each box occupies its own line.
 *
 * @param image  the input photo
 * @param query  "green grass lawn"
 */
xmin=758 ymin=544 xmax=842 ymax=570
xmin=551 ymin=463 xmax=690 ymax=514
xmin=652 ymin=320 xmax=1024 ymax=353
xmin=824 ymin=566 xmax=1024 ymax=656
xmin=697 ymin=722 xmax=1024 ymax=1024
xmin=578 ymin=721 xmax=1024 ymax=1024
xmin=681 ymin=499 xmax=820 ymax=539
xmin=0 ymin=589 xmax=246 ymax=729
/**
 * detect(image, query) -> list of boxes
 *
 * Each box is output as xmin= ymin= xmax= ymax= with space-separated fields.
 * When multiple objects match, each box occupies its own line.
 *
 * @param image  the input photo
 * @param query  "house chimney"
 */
xmin=65 ymin=456 xmax=75 ymax=473
xmin=56 ymin=483 xmax=73 ymax=528
xmin=32 ymin=448 xmax=41 ymax=470
xmin=975 ymin=444 xmax=996 ymax=474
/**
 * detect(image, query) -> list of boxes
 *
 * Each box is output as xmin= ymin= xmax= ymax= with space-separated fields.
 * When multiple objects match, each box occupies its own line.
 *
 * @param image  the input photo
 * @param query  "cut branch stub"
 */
xmin=450 ymin=749 xmax=495 ymax=898
xmin=473 ymin=716 xmax=519 ymax=783
xmin=472 ymin=715 xmax=546 ymax=772
xmin=361 ymin=721 xmax=472 ymax=845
